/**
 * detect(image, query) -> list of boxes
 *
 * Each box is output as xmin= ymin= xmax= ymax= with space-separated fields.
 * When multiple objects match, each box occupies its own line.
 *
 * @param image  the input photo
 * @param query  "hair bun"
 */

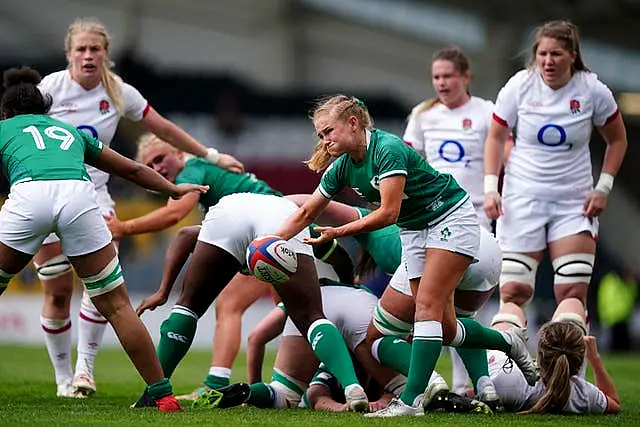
xmin=2 ymin=66 xmax=42 ymax=90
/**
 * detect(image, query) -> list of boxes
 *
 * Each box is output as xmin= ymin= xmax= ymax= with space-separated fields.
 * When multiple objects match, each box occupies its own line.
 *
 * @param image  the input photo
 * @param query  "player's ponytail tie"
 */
xmin=353 ymin=97 xmax=367 ymax=110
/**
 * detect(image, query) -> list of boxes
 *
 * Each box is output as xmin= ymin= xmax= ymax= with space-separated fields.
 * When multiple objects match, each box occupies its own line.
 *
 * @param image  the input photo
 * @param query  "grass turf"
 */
xmin=0 ymin=344 xmax=637 ymax=426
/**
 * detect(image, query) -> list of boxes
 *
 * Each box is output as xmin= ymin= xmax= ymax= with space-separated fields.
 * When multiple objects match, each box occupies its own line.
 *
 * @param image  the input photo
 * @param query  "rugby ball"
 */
xmin=246 ymin=235 xmax=298 ymax=284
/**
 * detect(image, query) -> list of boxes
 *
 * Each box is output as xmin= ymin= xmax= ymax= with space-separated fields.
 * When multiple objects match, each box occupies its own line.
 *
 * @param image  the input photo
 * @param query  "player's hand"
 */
xmin=170 ymin=183 xmax=209 ymax=199
xmin=136 ymin=291 xmax=168 ymax=316
xmin=584 ymin=335 xmax=600 ymax=363
xmin=217 ymin=153 xmax=245 ymax=173
xmin=484 ymin=191 xmax=503 ymax=220
xmin=304 ymin=226 xmax=338 ymax=245
xmin=583 ymin=190 xmax=608 ymax=218
xmin=106 ymin=215 xmax=126 ymax=240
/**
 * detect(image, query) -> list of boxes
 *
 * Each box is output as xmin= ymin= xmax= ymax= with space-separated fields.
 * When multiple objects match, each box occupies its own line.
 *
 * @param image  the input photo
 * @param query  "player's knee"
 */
xmin=0 ymin=269 xmax=14 ymax=297
xmin=270 ymin=369 xmax=306 ymax=408
xmin=371 ymin=302 xmax=412 ymax=340
xmin=79 ymin=257 xmax=124 ymax=299
xmin=34 ymin=254 xmax=72 ymax=281
xmin=499 ymin=253 xmax=538 ymax=305
xmin=552 ymin=253 xmax=594 ymax=286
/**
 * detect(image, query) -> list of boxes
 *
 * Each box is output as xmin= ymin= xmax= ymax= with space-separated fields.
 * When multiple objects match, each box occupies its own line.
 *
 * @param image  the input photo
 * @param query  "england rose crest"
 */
xmin=99 ymin=99 xmax=110 ymax=115
xmin=570 ymin=99 xmax=580 ymax=114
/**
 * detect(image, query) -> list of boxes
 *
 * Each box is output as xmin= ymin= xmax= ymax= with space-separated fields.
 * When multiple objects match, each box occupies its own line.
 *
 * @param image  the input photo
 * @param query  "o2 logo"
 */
xmin=438 ymin=140 xmax=470 ymax=167
xmin=76 ymin=124 xmax=98 ymax=139
xmin=537 ymin=124 xmax=572 ymax=149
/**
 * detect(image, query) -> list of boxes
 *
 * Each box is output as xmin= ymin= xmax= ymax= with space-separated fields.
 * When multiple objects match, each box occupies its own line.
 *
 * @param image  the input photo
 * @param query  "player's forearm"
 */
xmin=484 ymin=135 xmax=505 ymax=176
xmin=157 ymin=119 xmax=209 ymax=158
xmin=123 ymin=207 xmax=183 ymax=236
xmin=335 ymin=208 xmax=396 ymax=238
xmin=158 ymin=228 xmax=199 ymax=298
xmin=126 ymin=164 xmax=181 ymax=198
xmin=601 ymin=137 xmax=627 ymax=177
xmin=276 ymin=208 xmax=315 ymax=241
xmin=589 ymin=356 xmax=620 ymax=404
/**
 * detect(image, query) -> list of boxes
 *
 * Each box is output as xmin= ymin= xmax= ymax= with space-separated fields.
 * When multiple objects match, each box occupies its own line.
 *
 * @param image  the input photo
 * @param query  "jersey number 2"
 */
xmin=23 ymin=125 xmax=75 ymax=151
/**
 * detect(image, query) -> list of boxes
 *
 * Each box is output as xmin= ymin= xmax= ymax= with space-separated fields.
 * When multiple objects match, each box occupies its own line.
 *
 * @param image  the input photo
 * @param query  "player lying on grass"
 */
xmin=489 ymin=299 xmax=620 ymax=414
xmin=0 ymin=66 xmax=208 ymax=411
xmin=122 ymin=137 xmax=369 ymax=411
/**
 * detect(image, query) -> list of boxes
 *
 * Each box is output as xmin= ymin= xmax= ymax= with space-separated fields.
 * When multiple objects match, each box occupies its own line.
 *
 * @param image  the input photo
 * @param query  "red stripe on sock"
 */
xmin=42 ymin=321 xmax=72 ymax=334
xmin=79 ymin=311 xmax=108 ymax=324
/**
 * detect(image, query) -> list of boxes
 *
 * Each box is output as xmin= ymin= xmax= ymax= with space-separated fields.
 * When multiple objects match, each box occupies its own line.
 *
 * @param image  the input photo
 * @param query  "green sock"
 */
xmin=454 ymin=347 xmax=489 ymax=392
xmin=248 ymin=383 xmax=275 ymax=408
xmin=399 ymin=320 xmax=442 ymax=406
xmin=307 ymin=320 xmax=359 ymax=388
xmin=374 ymin=336 xmax=411 ymax=376
xmin=157 ymin=306 xmax=198 ymax=378
xmin=147 ymin=378 xmax=173 ymax=400
xmin=204 ymin=374 xmax=230 ymax=390
xmin=457 ymin=318 xmax=510 ymax=352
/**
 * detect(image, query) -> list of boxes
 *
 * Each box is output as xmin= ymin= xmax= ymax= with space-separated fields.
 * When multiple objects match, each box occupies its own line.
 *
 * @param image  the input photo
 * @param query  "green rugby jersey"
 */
xmin=319 ymin=129 xmax=468 ymax=229
xmin=0 ymin=114 xmax=103 ymax=186
xmin=352 ymin=207 xmax=401 ymax=275
xmin=175 ymin=158 xmax=282 ymax=210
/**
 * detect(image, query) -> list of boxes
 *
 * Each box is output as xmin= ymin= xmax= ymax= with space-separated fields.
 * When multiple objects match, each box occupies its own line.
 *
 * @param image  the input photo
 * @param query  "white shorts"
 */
xmin=197 ymin=193 xmax=313 ymax=264
xmin=390 ymin=226 xmax=501 ymax=295
xmin=0 ymin=180 xmax=112 ymax=256
xmin=497 ymin=193 xmax=598 ymax=252
xmin=400 ymin=198 xmax=480 ymax=280
xmin=472 ymin=201 xmax=492 ymax=232
xmin=42 ymin=183 xmax=115 ymax=246
xmin=282 ymin=285 xmax=378 ymax=350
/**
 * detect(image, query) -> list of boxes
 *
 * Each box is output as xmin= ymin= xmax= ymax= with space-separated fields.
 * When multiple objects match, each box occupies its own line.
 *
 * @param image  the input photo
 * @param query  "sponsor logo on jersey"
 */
xmin=570 ymin=99 xmax=581 ymax=114
xmin=462 ymin=118 xmax=472 ymax=131
xmin=99 ymin=99 xmax=110 ymax=115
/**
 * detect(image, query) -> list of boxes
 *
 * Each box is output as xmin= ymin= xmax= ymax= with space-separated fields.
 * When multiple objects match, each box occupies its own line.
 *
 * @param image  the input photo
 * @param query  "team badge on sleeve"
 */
xmin=569 ymin=99 xmax=581 ymax=114
xmin=462 ymin=118 xmax=472 ymax=131
xmin=99 ymin=99 xmax=110 ymax=115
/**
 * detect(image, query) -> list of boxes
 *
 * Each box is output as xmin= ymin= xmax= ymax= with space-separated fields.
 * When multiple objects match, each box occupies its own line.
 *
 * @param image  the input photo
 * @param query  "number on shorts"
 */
xmin=23 ymin=125 xmax=75 ymax=151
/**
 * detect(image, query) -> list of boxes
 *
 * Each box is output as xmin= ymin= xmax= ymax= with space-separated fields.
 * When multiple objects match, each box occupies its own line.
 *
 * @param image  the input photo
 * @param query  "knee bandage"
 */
xmin=500 ymin=253 xmax=539 ymax=305
xmin=552 ymin=254 xmax=594 ymax=285
xmin=270 ymin=369 xmax=307 ymax=408
xmin=34 ymin=254 xmax=72 ymax=280
xmin=81 ymin=257 xmax=124 ymax=298
xmin=372 ymin=302 xmax=413 ymax=339
xmin=490 ymin=312 xmax=525 ymax=329
xmin=0 ymin=268 xmax=14 ymax=296
xmin=552 ymin=312 xmax=587 ymax=335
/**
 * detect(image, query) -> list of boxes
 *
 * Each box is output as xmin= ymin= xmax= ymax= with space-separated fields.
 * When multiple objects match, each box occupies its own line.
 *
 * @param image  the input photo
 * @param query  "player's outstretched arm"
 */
xmin=584 ymin=336 xmax=620 ymax=414
xmin=136 ymin=226 xmax=200 ymax=316
xmin=246 ymin=307 xmax=287 ymax=384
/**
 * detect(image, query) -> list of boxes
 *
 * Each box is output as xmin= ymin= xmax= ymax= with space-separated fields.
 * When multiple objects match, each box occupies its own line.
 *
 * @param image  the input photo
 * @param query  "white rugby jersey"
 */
xmin=489 ymin=350 xmax=607 ymax=414
xmin=494 ymin=69 xmax=618 ymax=200
xmin=404 ymin=96 xmax=493 ymax=210
xmin=39 ymin=70 xmax=149 ymax=188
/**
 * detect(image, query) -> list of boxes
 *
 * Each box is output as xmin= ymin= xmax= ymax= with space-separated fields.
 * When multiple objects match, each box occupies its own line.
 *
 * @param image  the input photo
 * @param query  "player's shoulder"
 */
xmin=39 ymin=70 xmax=69 ymax=92
xmin=468 ymin=96 xmax=495 ymax=114
xmin=571 ymin=70 xmax=609 ymax=93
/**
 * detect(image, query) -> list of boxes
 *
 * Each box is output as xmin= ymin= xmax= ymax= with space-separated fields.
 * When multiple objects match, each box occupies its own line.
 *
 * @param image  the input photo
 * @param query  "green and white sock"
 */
xmin=147 ymin=378 xmax=173 ymax=400
xmin=454 ymin=318 xmax=510 ymax=352
xmin=157 ymin=305 xmax=198 ymax=378
xmin=307 ymin=319 xmax=359 ymax=388
xmin=399 ymin=320 xmax=442 ymax=407
xmin=372 ymin=336 xmax=411 ymax=376
xmin=204 ymin=367 xmax=231 ymax=389
xmin=248 ymin=383 xmax=275 ymax=408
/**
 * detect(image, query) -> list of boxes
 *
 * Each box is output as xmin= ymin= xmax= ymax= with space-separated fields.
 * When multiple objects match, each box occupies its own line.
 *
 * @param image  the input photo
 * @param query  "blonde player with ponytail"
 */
xmin=34 ymin=17 xmax=243 ymax=398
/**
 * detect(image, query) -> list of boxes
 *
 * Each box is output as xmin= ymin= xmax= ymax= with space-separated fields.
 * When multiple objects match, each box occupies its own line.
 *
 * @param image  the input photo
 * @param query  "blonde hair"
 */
xmin=305 ymin=95 xmax=374 ymax=172
xmin=523 ymin=321 xmax=585 ymax=414
xmin=527 ymin=20 xmax=590 ymax=72
xmin=65 ymin=17 xmax=124 ymax=112
xmin=136 ymin=133 xmax=171 ymax=162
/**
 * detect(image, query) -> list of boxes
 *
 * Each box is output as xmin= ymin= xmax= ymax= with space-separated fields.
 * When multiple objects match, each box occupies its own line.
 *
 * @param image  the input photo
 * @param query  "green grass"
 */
xmin=0 ymin=344 xmax=637 ymax=426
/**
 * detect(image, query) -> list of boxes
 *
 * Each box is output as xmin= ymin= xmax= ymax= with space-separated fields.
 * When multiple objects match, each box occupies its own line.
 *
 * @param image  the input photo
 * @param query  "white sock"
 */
xmin=40 ymin=316 xmax=73 ymax=385
xmin=75 ymin=292 xmax=107 ymax=377
xmin=450 ymin=347 xmax=471 ymax=393
xmin=208 ymin=366 xmax=232 ymax=379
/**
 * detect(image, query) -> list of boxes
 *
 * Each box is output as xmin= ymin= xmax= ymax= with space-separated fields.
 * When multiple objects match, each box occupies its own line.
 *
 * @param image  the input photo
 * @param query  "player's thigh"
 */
xmin=497 ymin=193 xmax=548 ymax=253
xmin=216 ymin=273 xmax=272 ymax=313
xmin=274 ymin=336 xmax=318 ymax=385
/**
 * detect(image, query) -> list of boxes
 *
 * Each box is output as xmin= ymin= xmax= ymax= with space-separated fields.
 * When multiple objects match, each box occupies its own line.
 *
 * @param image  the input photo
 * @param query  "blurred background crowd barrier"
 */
xmin=0 ymin=0 xmax=639 ymax=350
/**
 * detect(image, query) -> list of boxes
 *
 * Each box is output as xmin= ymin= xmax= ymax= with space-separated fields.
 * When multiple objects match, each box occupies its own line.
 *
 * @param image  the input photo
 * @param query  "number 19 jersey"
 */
xmin=0 ymin=114 xmax=103 ymax=186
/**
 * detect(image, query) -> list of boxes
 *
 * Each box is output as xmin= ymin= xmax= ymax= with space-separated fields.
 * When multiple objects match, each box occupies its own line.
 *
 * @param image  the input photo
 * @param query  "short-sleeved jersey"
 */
xmin=39 ymin=70 xmax=149 ymax=188
xmin=493 ymin=69 xmax=619 ymax=200
xmin=0 ymin=114 xmax=103 ymax=186
xmin=521 ymin=377 xmax=607 ymax=414
xmin=175 ymin=158 xmax=282 ymax=210
xmin=319 ymin=129 xmax=468 ymax=230
xmin=353 ymin=207 xmax=402 ymax=275
xmin=404 ymin=97 xmax=493 ymax=208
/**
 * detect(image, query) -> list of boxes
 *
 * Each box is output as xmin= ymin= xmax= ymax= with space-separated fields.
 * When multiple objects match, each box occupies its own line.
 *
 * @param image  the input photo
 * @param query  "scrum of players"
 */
xmin=0 ymin=16 xmax=624 ymax=416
